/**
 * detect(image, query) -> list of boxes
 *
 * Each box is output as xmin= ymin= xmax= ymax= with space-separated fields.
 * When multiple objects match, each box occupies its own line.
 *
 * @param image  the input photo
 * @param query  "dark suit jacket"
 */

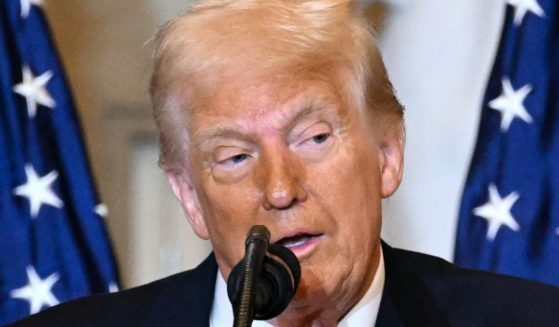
xmin=9 ymin=242 xmax=559 ymax=326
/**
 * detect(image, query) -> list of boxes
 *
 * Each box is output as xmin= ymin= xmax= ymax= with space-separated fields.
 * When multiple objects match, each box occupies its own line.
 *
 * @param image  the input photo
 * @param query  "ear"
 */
xmin=379 ymin=132 xmax=404 ymax=198
xmin=167 ymin=171 xmax=210 ymax=240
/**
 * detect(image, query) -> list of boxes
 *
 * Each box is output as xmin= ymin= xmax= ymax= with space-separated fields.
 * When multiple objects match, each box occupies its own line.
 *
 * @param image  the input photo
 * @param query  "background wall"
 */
xmin=42 ymin=0 xmax=506 ymax=287
xmin=378 ymin=0 xmax=505 ymax=260
xmin=43 ymin=0 xmax=206 ymax=287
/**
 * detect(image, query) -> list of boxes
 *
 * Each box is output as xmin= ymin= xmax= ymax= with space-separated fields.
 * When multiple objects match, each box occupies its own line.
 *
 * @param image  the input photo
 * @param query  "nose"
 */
xmin=258 ymin=149 xmax=307 ymax=210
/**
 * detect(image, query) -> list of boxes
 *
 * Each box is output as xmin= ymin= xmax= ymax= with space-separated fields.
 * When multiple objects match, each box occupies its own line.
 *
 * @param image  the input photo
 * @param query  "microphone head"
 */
xmin=227 ymin=243 xmax=301 ymax=320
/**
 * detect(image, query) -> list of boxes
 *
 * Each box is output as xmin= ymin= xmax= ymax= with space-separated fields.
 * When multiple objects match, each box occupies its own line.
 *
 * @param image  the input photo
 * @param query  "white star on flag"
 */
xmin=489 ymin=77 xmax=533 ymax=132
xmin=108 ymin=282 xmax=119 ymax=293
xmin=556 ymin=227 xmax=559 ymax=236
xmin=473 ymin=184 xmax=521 ymax=241
xmin=10 ymin=266 xmax=60 ymax=315
xmin=12 ymin=66 xmax=56 ymax=118
xmin=94 ymin=203 xmax=109 ymax=218
xmin=507 ymin=0 xmax=545 ymax=26
xmin=13 ymin=164 xmax=64 ymax=218
xmin=20 ymin=0 xmax=43 ymax=18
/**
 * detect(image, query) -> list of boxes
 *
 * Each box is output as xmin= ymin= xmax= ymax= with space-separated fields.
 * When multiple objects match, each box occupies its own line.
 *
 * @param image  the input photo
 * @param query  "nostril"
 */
xmin=262 ymin=201 xmax=273 ymax=210
xmin=297 ymin=187 xmax=308 ymax=202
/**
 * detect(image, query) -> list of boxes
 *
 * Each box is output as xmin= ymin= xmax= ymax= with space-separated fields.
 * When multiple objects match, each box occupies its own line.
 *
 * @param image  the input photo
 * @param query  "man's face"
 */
xmin=169 ymin=71 xmax=403 ymax=316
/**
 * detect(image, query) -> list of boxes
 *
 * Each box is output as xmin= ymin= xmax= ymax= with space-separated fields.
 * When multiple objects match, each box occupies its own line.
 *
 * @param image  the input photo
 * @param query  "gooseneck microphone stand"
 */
xmin=233 ymin=226 xmax=269 ymax=327
xmin=227 ymin=225 xmax=301 ymax=327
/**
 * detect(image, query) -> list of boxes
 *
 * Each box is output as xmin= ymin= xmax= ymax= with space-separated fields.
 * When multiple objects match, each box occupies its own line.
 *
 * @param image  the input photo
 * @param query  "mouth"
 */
xmin=273 ymin=232 xmax=323 ymax=257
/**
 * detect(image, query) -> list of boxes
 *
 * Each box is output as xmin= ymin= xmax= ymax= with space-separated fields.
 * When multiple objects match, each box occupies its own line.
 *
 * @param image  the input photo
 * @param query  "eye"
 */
xmin=217 ymin=153 xmax=250 ymax=167
xmin=211 ymin=147 xmax=254 ymax=183
xmin=213 ymin=147 xmax=252 ymax=168
xmin=289 ymin=121 xmax=335 ymax=161
xmin=311 ymin=133 xmax=330 ymax=144
xmin=228 ymin=153 xmax=249 ymax=164
xmin=294 ymin=129 xmax=334 ymax=159
xmin=301 ymin=131 xmax=331 ymax=148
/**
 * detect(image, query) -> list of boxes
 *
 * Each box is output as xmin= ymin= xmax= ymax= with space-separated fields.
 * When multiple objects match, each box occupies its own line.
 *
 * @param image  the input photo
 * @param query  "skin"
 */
xmin=168 ymin=70 xmax=404 ymax=326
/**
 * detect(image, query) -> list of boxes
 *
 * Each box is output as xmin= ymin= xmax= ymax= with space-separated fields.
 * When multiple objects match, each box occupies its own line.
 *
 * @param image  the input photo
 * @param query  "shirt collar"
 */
xmin=210 ymin=249 xmax=385 ymax=326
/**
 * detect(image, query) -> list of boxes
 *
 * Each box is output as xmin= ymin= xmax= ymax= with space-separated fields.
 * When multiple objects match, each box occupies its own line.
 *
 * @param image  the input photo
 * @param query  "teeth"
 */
xmin=281 ymin=235 xmax=310 ymax=248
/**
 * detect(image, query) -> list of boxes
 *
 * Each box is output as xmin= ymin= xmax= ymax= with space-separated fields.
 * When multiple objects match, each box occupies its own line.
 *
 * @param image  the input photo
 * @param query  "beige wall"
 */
xmin=42 ymin=1 xmax=201 ymax=287
xmin=43 ymin=1 xmax=174 ymax=186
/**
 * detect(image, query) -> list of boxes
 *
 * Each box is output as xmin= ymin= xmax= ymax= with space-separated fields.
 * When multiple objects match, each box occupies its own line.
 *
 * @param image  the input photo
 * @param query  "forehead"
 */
xmin=189 ymin=71 xmax=349 ymax=137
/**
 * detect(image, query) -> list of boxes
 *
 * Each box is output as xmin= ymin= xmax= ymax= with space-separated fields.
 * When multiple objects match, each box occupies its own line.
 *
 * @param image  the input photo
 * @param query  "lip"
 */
xmin=272 ymin=231 xmax=323 ymax=259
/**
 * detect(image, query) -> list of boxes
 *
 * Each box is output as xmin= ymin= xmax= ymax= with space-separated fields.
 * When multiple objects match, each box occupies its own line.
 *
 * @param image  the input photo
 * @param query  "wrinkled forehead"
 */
xmin=186 ymin=66 xmax=351 ymax=132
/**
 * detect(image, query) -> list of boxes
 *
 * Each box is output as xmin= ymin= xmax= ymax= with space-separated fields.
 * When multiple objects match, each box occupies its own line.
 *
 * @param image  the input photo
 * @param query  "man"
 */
xmin=10 ymin=0 xmax=559 ymax=326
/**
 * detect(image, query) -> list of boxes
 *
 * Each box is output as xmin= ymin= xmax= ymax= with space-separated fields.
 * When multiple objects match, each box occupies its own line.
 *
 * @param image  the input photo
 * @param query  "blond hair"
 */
xmin=150 ymin=0 xmax=403 ymax=170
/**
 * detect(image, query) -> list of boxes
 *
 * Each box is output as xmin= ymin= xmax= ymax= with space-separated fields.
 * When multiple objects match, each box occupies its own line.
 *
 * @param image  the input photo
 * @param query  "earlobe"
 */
xmin=167 ymin=171 xmax=210 ymax=240
xmin=379 ymin=135 xmax=404 ymax=198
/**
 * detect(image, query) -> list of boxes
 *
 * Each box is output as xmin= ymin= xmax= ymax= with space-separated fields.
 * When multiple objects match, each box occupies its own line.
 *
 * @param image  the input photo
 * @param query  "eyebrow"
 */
xmin=193 ymin=94 xmax=339 ymax=149
xmin=193 ymin=124 xmax=249 ymax=151
xmin=287 ymin=95 xmax=338 ymax=128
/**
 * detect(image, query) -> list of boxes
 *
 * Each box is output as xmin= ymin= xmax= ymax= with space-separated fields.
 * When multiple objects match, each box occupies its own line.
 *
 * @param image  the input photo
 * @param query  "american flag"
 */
xmin=0 ymin=1 xmax=120 ymax=324
xmin=455 ymin=0 xmax=559 ymax=287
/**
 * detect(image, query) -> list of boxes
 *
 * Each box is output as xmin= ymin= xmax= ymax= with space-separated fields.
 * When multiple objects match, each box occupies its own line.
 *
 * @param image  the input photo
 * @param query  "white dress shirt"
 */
xmin=210 ymin=250 xmax=385 ymax=326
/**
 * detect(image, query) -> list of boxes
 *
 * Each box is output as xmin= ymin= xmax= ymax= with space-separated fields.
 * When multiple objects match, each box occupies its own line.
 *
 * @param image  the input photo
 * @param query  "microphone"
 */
xmin=227 ymin=225 xmax=301 ymax=327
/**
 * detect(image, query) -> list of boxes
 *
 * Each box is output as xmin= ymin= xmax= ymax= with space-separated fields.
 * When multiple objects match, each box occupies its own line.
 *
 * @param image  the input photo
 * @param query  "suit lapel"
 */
xmin=375 ymin=289 xmax=405 ymax=327
xmin=376 ymin=242 xmax=451 ymax=327
xmin=175 ymin=253 xmax=218 ymax=326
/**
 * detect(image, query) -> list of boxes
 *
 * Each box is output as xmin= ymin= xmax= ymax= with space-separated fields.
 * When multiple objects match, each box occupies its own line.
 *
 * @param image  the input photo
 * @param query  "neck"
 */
xmin=270 ymin=249 xmax=381 ymax=327
xmin=270 ymin=309 xmax=341 ymax=327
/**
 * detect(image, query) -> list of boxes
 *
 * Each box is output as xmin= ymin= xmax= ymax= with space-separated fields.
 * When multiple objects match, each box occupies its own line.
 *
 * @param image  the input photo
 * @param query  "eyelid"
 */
xmin=213 ymin=146 xmax=252 ymax=163
xmin=293 ymin=122 xmax=332 ymax=143
xmin=211 ymin=149 xmax=254 ymax=183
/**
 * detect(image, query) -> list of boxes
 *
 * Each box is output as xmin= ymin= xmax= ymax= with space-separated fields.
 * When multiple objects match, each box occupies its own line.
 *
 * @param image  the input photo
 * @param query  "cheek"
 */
xmin=195 ymin=178 xmax=260 ymax=271
xmin=312 ymin=140 xmax=382 ymax=212
xmin=312 ymin=143 xmax=382 ymax=248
